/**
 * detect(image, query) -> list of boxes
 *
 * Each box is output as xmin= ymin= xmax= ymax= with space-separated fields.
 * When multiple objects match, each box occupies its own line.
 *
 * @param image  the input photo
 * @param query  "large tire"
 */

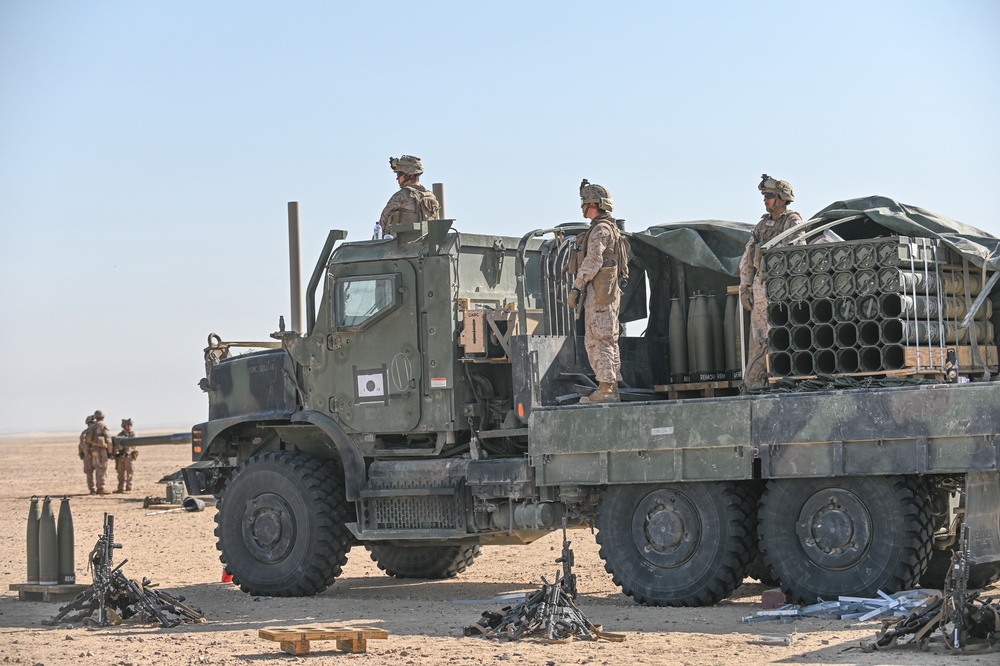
xmin=368 ymin=544 xmax=481 ymax=579
xmin=595 ymin=482 xmax=755 ymax=607
xmin=215 ymin=451 xmax=353 ymax=596
xmin=758 ymin=476 xmax=933 ymax=603
xmin=919 ymin=548 xmax=1000 ymax=590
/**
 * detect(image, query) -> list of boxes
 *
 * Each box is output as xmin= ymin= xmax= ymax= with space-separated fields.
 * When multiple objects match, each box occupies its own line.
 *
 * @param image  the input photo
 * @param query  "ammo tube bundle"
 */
xmin=762 ymin=236 xmax=998 ymax=380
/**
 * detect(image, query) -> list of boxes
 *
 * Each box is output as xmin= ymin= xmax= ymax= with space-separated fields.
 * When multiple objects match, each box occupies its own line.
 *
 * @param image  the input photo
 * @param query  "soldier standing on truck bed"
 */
xmin=378 ymin=155 xmax=440 ymax=237
xmin=85 ymin=409 xmax=114 ymax=495
xmin=78 ymin=414 xmax=95 ymax=494
xmin=114 ymin=418 xmax=137 ymax=493
xmin=739 ymin=174 xmax=804 ymax=391
xmin=568 ymin=179 xmax=628 ymax=404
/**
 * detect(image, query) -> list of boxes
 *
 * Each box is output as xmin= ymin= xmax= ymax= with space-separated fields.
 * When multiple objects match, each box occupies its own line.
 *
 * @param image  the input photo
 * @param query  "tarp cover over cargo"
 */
xmin=808 ymin=196 xmax=1000 ymax=272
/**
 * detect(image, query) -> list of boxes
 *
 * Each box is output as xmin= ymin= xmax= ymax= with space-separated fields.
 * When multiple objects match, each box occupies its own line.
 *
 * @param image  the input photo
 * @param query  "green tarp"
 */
xmin=631 ymin=196 xmax=1000 ymax=277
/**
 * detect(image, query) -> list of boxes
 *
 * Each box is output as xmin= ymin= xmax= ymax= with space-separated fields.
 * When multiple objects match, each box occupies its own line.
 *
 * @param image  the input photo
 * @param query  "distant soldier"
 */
xmin=114 ymin=418 xmax=137 ymax=493
xmin=79 ymin=414 xmax=96 ymax=494
xmin=85 ymin=410 xmax=114 ymax=495
xmin=378 ymin=155 xmax=440 ymax=237
xmin=739 ymin=174 xmax=804 ymax=390
xmin=568 ymin=179 xmax=626 ymax=404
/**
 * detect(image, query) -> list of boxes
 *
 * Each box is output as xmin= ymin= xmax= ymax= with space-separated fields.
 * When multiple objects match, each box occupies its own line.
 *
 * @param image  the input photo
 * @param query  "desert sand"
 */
xmin=0 ymin=433 xmax=995 ymax=666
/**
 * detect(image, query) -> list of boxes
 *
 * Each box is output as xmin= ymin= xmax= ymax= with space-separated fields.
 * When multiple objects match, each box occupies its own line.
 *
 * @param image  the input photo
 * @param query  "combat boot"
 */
xmin=579 ymin=382 xmax=620 ymax=404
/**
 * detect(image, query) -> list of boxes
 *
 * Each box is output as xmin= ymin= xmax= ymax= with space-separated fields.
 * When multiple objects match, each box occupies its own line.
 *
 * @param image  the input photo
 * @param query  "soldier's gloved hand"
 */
xmin=567 ymin=288 xmax=580 ymax=310
xmin=739 ymin=284 xmax=753 ymax=311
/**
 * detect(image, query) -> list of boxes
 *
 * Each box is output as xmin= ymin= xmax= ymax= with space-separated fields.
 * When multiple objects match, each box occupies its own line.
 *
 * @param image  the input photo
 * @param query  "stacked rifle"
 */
xmin=465 ymin=530 xmax=624 ymax=643
xmin=45 ymin=513 xmax=205 ymax=628
xmin=763 ymin=236 xmax=997 ymax=380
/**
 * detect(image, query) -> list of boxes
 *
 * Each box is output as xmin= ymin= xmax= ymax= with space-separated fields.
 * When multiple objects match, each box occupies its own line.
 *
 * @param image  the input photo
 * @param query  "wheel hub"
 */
xmin=796 ymin=490 xmax=872 ymax=569
xmin=631 ymin=490 xmax=700 ymax=567
xmin=241 ymin=493 xmax=296 ymax=563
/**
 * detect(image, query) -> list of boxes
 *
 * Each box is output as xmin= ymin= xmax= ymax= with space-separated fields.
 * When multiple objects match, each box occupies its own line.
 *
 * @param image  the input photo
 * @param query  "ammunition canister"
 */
xmin=815 ymin=349 xmax=837 ymax=374
xmin=809 ymin=246 xmax=833 ymax=273
xmin=767 ymin=302 xmax=789 ymax=327
xmin=770 ymin=352 xmax=792 ymax=376
xmin=786 ymin=249 xmax=809 ymax=275
xmin=831 ymin=246 xmax=854 ymax=271
xmin=765 ymin=276 xmax=788 ymax=302
xmin=836 ymin=347 xmax=860 ymax=373
xmin=811 ymin=299 xmax=834 ymax=324
xmin=764 ymin=252 xmax=787 ymax=277
xmin=859 ymin=346 xmax=882 ymax=372
xmin=668 ymin=297 xmax=688 ymax=378
xmin=790 ymin=326 xmax=813 ymax=352
xmin=859 ymin=321 xmax=880 ymax=346
xmin=707 ymin=294 xmax=725 ymax=372
xmin=814 ymin=324 xmax=835 ymax=350
xmin=26 ymin=496 xmax=40 ymax=584
xmin=788 ymin=301 xmax=811 ymax=326
xmin=787 ymin=275 xmax=810 ymax=300
xmin=832 ymin=272 xmax=855 ymax=297
xmin=791 ymin=351 xmax=814 ymax=376
xmin=768 ymin=326 xmax=791 ymax=352
xmin=686 ymin=296 xmax=697 ymax=376
xmin=854 ymin=243 xmax=878 ymax=269
xmin=38 ymin=496 xmax=57 ymax=585
xmin=57 ymin=496 xmax=75 ymax=585
xmin=876 ymin=241 xmax=898 ymax=267
xmin=834 ymin=297 xmax=856 ymax=322
xmin=857 ymin=295 xmax=880 ymax=320
xmin=724 ymin=294 xmax=738 ymax=372
xmin=690 ymin=294 xmax=713 ymax=373
xmin=879 ymin=319 xmax=904 ymax=345
xmin=810 ymin=273 xmax=833 ymax=298
xmin=882 ymin=344 xmax=906 ymax=370
xmin=835 ymin=322 xmax=858 ymax=348
xmin=856 ymin=269 xmax=878 ymax=296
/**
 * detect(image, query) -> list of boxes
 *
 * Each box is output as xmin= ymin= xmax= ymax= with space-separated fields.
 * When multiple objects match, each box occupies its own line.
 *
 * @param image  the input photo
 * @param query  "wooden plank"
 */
xmin=903 ymin=345 xmax=998 ymax=368
xmin=259 ymin=624 xmax=388 ymax=655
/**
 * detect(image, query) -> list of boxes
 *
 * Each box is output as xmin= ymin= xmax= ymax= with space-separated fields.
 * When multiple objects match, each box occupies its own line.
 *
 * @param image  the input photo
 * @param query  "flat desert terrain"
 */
xmin=0 ymin=433 xmax=995 ymax=665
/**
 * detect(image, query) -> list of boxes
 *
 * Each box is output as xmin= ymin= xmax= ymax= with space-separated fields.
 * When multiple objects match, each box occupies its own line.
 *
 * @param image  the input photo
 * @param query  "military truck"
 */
xmin=186 ymin=198 xmax=1000 ymax=606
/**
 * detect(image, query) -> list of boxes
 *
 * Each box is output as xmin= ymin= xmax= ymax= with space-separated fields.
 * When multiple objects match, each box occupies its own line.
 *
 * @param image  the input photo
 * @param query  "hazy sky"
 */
xmin=2 ymin=1 xmax=998 ymax=434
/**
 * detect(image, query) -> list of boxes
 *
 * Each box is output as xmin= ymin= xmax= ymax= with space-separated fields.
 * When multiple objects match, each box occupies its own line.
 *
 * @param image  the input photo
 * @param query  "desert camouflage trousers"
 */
xmin=89 ymin=447 xmax=110 ymax=492
xmin=83 ymin=453 xmax=95 ymax=492
xmin=743 ymin=274 xmax=771 ymax=390
xmin=584 ymin=288 xmax=621 ymax=384
xmin=116 ymin=455 xmax=134 ymax=491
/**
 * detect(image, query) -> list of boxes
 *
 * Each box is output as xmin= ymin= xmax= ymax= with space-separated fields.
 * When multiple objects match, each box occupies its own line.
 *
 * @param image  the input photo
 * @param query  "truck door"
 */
xmin=329 ymin=260 xmax=421 ymax=433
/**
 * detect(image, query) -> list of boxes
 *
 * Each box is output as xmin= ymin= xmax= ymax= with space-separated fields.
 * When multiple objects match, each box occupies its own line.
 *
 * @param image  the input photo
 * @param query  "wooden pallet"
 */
xmin=9 ymin=583 xmax=88 ymax=602
xmin=259 ymin=624 xmax=389 ymax=655
xmin=652 ymin=379 xmax=741 ymax=399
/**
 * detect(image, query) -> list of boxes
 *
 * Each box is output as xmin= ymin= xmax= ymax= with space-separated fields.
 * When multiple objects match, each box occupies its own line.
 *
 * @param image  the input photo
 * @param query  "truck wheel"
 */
xmin=215 ymin=451 xmax=353 ymax=596
xmin=595 ymin=482 xmax=754 ymax=607
xmin=919 ymin=548 xmax=1000 ymax=590
xmin=367 ymin=544 xmax=481 ymax=579
xmin=758 ymin=476 xmax=932 ymax=603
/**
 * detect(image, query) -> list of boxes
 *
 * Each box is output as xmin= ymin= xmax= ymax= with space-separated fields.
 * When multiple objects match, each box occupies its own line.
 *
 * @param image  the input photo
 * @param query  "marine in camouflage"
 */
xmin=740 ymin=177 xmax=803 ymax=390
xmin=574 ymin=210 xmax=622 ymax=387
xmin=85 ymin=413 xmax=114 ymax=494
xmin=79 ymin=416 xmax=95 ymax=494
xmin=115 ymin=419 xmax=136 ymax=493
xmin=378 ymin=184 xmax=440 ymax=232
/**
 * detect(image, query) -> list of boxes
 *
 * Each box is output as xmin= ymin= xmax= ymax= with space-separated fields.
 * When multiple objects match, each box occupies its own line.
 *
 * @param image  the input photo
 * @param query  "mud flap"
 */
xmin=966 ymin=470 xmax=1000 ymax=565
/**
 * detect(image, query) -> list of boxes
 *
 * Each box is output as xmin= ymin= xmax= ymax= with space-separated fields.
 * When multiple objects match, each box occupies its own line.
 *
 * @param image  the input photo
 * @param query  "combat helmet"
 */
xmin=580 ymin=179 xmax=614 ymax=212
xmin=85 ymin=415 xmax=94 ymax=425
xmin=94 ymin=409 xmax=105 ymax=419
xmin=389 ymin=155 xmax=424 ymax=176
xmin=758 ymin=174 xmax=795 ymax=202
xmin=122 ymin=418 xmax=132 ymax=427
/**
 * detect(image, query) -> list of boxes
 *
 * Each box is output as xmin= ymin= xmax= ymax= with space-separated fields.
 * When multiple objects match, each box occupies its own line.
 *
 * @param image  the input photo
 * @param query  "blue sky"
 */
xmin=1 ymin=1 xmax=998 ymax=434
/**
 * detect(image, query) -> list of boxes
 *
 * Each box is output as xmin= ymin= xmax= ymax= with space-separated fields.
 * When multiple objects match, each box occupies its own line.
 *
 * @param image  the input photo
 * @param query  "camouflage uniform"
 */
xmin=378 ymin=184 xmax=440 ymax=235
xmin=574 ymin=211 xmax=623 ymax=385
xmin=115 ymin=421 xmax=136 ymax=493
xmin=739 ymin=209 xmax=804 ymax=389
xmin=85 ymin=415 xmax=114 ymax=494
xmin=79 ymin=419 xmax=95 ymax=494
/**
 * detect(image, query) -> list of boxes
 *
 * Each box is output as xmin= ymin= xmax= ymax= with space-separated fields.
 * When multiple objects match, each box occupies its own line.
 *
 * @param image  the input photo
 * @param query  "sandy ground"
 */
xmin=0 ymin=434 xmax=996 ymax=666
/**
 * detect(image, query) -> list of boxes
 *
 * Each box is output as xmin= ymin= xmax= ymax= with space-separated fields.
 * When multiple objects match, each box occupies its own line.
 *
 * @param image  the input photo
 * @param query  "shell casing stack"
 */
xmin=668 ymin=292 xmax=742 ymax=383
xmin=763 ymin=236 xmax=998 ymax=380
